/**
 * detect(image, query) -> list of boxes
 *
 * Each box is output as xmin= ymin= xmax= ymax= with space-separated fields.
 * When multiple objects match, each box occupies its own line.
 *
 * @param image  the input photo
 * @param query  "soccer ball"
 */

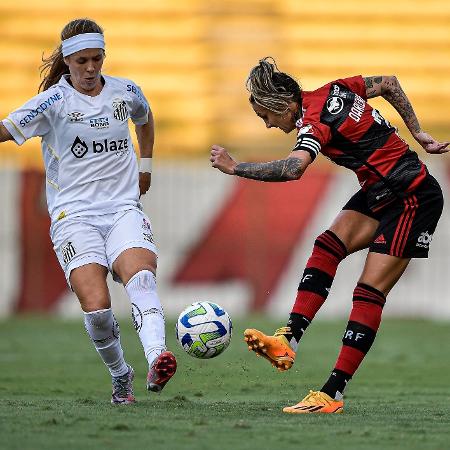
xmin=176 ymin=302 xmax=232 ymax=359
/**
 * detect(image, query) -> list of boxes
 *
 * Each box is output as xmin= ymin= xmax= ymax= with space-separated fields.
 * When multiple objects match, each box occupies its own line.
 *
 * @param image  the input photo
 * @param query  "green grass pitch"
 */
xmin=0 ymin=316 xmax=449 ymax=450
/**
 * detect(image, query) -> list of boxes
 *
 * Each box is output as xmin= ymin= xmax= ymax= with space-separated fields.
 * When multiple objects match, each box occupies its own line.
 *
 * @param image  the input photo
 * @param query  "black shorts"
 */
xmin=342 ymin=174 xmax=443 ymax=258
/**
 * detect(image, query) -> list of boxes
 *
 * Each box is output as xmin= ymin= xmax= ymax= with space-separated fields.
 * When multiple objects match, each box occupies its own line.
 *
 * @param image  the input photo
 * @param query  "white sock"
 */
xmin=125 ymin=270 xmax=166 ymax=366
xmin=83 ymin=308 xmax=129 ymax=378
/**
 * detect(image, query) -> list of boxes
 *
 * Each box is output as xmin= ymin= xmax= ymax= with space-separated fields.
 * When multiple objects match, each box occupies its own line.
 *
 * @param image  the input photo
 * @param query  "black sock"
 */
xmin=285 ymin=313 xmax=311 ymax=351
xmin=321 ymin=368 xmax=352 ymax=400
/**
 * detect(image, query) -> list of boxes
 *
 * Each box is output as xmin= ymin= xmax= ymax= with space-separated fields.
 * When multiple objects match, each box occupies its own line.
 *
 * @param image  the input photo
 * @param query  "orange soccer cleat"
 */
xmin=243 ymin=327 xmax=296 ymax=371
xmin=283 ymin=390 xmax=344 ymax=414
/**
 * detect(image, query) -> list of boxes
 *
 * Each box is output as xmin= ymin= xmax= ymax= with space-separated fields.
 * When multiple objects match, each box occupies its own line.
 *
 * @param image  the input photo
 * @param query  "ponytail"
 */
xmin=246 ymin=57 xmax=301 ymax=114
xmin=39 ymin=18 xmax=103 ymax=92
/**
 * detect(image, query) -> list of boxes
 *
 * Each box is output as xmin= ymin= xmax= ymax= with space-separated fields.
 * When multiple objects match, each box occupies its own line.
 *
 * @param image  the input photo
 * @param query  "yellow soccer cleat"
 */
xmin=283 ymin=390 xmax=344 ymax=414
xmin=243 ymin=327 xmax=295 ymax=371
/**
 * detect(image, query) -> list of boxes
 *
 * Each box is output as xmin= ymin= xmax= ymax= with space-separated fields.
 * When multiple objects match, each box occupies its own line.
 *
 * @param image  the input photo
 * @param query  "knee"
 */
xmin=121 ymin=264 xmax=156 ymax=286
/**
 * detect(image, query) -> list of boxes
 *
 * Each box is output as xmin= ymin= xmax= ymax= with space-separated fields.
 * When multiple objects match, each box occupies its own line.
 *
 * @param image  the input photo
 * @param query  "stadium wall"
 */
xmin=0 ymin=162 xmax=449 ymax=319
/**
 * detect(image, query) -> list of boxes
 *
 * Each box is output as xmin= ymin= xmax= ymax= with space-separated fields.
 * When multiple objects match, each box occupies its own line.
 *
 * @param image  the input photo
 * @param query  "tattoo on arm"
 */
xmin=364 ymin=76 xmax=383 ymax=98
xmin=234 ymin=157 xmax=303 ymax=182
xmin=382 ymin=77 xmax=421 ymax=134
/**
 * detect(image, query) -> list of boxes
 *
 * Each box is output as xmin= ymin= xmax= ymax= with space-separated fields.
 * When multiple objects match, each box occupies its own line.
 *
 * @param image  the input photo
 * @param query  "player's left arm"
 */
xmin=135 ymin=109 xmax=154 ymax=195
xmin=364 ymin=76 xmax=449 ymax=154
xmin=210 ymin=145 xmax=312 ymax=181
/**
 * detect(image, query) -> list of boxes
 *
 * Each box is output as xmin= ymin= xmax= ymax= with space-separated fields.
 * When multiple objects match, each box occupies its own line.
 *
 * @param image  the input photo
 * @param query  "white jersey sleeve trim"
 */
xmin=2 ymin=118 xmax=26 ymax=145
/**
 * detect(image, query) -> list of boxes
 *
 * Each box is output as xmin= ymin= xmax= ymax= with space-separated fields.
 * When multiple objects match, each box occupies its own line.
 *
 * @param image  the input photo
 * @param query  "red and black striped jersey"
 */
xmin=293 ymin=76 xmax=427 ymax=210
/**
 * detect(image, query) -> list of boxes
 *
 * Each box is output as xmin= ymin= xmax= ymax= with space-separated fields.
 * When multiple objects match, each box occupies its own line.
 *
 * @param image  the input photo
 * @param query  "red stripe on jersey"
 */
xmin=365 ymin=133 xmax=408 ymax=176
xmin=406 ymin=164 xmax=427 ymax=193
xmin=398 ymin=195 xmax=418 ymax=255
xmin=390 ymin=196 xmax=418 ymax=256
xmin=337 ymin=110 xmax=373 ymax=143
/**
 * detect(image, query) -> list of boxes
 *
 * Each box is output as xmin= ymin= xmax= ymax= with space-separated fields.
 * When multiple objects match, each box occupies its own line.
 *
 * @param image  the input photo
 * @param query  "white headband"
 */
xmin=62 ymin=33 xmax=105 ymax=57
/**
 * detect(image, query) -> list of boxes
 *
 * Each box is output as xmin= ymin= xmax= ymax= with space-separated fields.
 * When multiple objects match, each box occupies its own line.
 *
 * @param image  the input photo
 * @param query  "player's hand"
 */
xmin=210 ymin=144 xmax=238 ymax=175
xmin=413 ymin=131 xmax=449 ymax=154
xmin=139 ymin=172 xmax=151 ymax=196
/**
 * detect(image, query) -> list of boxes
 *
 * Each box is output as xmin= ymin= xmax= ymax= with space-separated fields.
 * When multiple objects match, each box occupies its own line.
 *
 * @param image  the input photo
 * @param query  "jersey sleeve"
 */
xmin=126 ymin=82 xmax=150 ymax=125
xmin=339 ymin=75 xmax=366 ymax=100
xmin=292 ymin=121 xmax=331 ymax=161
xmin=2 ymin=89 xmax=61 ymax=145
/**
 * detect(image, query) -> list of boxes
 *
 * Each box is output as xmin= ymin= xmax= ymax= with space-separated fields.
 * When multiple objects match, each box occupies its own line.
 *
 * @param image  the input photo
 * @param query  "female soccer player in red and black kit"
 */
xmin=210 ymin=57 xmax=448 ymax=414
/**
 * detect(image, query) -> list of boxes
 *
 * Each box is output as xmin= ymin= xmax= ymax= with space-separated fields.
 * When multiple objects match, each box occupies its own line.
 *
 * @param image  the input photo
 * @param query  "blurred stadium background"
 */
xmin=0 ymin=0 xmax=449 ymax=319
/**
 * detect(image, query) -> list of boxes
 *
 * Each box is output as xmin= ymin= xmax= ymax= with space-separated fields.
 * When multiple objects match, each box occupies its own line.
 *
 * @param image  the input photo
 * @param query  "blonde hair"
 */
xmin=246 ymin=57 xmax=301 ymax=114
xmin=39 ymin=18 xmax=104 ymax=92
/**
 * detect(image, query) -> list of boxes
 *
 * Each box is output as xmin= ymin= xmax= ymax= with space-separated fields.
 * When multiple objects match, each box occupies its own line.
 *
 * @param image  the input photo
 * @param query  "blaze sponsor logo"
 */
xmin=90 ymin=117 xmax=109 ymax=129
xmin=19 ymin=93 xmax=62 ymax=127
xmin=417 ymin=231 xmax=433 ymax=248
xmin=71 ymin=136 xmax=88 ymax=158
xmin=326 ymin=96 xmax=344 ymax=114
xmin=67 ymin=111 xmax=84 ymax=122
xmin=70 ymin=136 xmax=129 ymax=158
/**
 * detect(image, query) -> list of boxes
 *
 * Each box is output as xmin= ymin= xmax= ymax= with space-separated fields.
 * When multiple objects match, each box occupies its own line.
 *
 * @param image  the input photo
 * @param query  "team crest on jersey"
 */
xmin=326 ymin=96 xmax=344 ymax=114
xmin=112 ymin=98 xmax=129 ymax=121
xmin=67 ymin=111 xmax=84 ymax=122
xmin=61 ymin=241 xmax=76 ymax=265
xmin=70 ymin=136 xmax=88 ymax=158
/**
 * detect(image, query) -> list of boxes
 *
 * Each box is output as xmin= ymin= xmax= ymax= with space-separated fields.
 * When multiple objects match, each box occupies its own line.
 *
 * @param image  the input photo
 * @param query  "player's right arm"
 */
xmin=0 ymin=123 xmax=13 ymax=142
xmin=363 ymin=76 xmax=449 ymax=154
xmin=210 ymin=145 xmax=312 ymax=182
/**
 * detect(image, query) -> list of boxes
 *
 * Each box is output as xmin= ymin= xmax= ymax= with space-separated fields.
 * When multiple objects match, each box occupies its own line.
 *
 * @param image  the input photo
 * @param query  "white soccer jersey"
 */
xmin=3 ymin=74 xmax=149 ymax=223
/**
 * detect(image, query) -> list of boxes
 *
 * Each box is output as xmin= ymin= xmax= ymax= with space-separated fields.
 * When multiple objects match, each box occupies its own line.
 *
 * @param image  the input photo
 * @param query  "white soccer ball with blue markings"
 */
xmin=176 ymin=302 xmax=232 ymax=359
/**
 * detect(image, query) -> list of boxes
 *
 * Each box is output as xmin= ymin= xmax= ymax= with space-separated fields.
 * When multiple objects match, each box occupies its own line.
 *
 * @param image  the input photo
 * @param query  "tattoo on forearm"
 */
xmin=383 ymin=78 xmax=421 ymax=134
xmin=364 ymin=76 xmax=383 ymax=98
xmin=234 ymin=157 xmax=303 ymax=182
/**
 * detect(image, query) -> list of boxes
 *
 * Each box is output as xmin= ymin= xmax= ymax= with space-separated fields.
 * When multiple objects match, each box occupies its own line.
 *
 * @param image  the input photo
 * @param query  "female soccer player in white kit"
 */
xmin=0 ymin=18 xmax=177 ymax=404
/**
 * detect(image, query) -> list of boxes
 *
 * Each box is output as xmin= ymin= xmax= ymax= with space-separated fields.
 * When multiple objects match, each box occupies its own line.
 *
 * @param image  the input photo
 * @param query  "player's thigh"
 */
xmin=51 ymin=218 xmax=109 ymax=285
xmin=106 ymin=208 xmax=158 ymax=284
xmin=359 ymin=252 xmax=410 ymax=296
xmin=329 ymin=189 xmax=380 ymax=254
xmin=51 ymin=218 xmax=110 ymax=311
xmin=70 ymin=263 xmax=110 ymax=312
xmin=329 ymin=210 xmax=379 ymax=254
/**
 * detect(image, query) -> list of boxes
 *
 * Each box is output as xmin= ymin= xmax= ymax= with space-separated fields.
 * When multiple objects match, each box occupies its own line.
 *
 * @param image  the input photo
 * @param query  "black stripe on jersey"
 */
xmin=332 ymin=120 xmax=395 ymax=155
xmin=319 ymin=83 xmax=356 ymax=130
xmin=293 ymin=134 xmax=321 ymax=161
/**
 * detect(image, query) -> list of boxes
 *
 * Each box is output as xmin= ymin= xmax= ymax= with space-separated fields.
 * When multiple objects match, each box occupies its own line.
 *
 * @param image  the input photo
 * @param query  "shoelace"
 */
xmin=301 ymin=390 xmax=331 ymax=406
xmin=112 ymin=373 xmax=132 ymax=397
xmin=274 ymin=326 xmax=292 ymax=337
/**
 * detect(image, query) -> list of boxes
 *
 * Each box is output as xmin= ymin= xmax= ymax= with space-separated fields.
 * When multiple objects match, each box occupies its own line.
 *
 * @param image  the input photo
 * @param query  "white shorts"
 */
xmin=50 ymin=207 xmax=157 ymax=286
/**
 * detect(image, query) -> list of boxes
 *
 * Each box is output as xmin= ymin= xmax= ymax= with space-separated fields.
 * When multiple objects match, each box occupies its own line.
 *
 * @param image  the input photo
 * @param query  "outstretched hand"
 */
xmin=210 ymin=144 xmax=238 ymax=175
xmin=414 ymin=131 xmax=449 ymax=154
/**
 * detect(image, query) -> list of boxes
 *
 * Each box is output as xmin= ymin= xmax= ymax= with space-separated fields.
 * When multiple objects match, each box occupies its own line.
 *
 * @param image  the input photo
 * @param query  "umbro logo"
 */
xmin=67 ymin=111 xmax=84 ymax=122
